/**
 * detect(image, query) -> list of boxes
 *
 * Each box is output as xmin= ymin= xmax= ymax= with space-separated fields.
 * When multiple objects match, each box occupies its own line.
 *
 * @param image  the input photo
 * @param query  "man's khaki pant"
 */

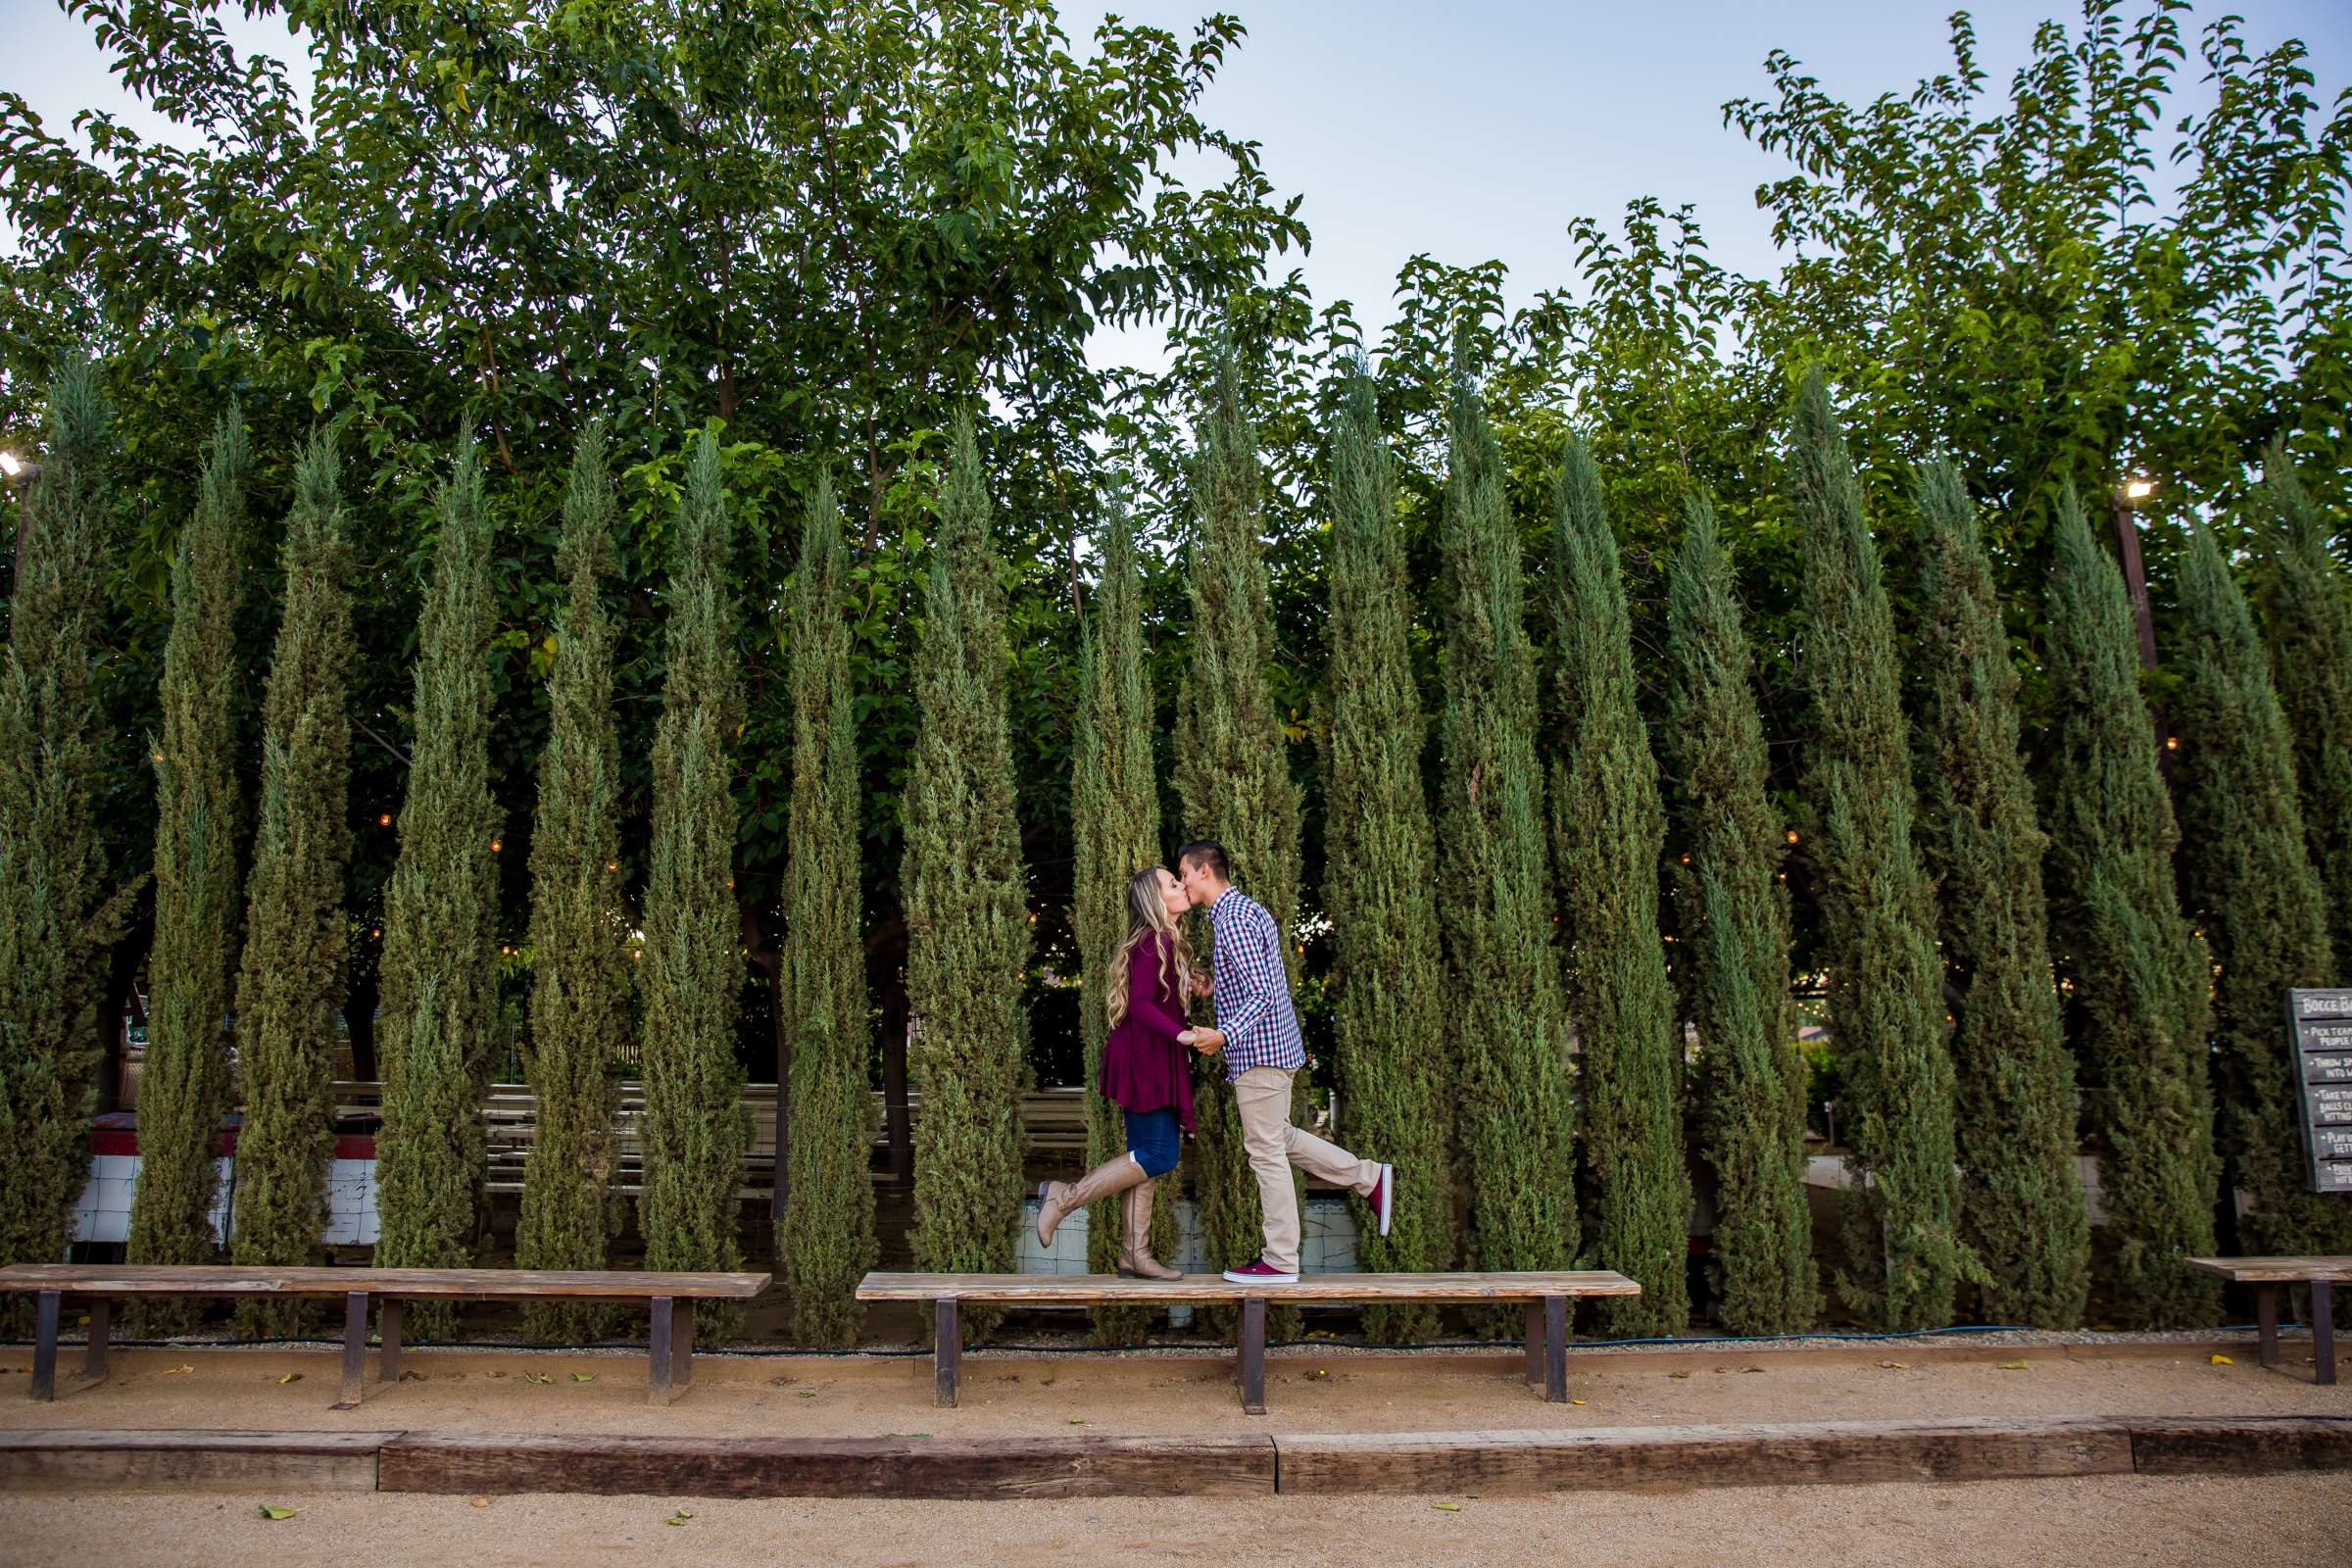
xmin=1232 ymin=1065 xmax=1382 ymax=1273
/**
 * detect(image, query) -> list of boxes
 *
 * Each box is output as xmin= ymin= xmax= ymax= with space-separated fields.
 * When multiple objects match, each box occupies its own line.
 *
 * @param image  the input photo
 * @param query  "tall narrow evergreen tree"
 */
xmin=1788 ymin=370 xmax=1966 ymax=1330
xmin=2174 ymin=519 xmax=2348 ymax=1257
xmin=229 ymin=434 xmax=356 ymax=1339
xmin=1321 ymin=364 xmax=1447 ymax=1340
xmin=1072 ymin=495 xmax=1173 ymax=1343
xmin=1910 ymin=459 xmax=2089 ymax=1328
xmin=904 ymin=416 xmax=1029 ymax=1289
xmin=1664 ymin=495 xmax=1817 ymax=1336
xmin=127 ymin=407 xmax=248 ymax=1322
xmin=640 ymin=433 xmax=756 ymax=1330
xmin=779 ymin=471 xmax=878 ymax=1347
xmin=2041 ymin=487 xmax=2220 ymax=1327
xmin=373 ymin=429 xmax=502 ymax=1334
xmin=515 ymin=422 xmax=627 ymax=1341
xmin=1172 ymin=349 xmax=1305 ymax=1283
xmin=2255 ymin=443 xmax=2352 ymax=973
xmin=0 ymin=356 xmax=138 ymax=1316
xmin=1437 ymin=369 xmax=1576 ymax=1284
xmin=1549 ymin=436 xmax=1690 ymax=1335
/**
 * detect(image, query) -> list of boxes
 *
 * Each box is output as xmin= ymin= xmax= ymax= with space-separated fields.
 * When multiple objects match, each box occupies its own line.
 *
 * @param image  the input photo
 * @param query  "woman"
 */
xmin=1033 ymin=865 xmax=1197 ymax=1279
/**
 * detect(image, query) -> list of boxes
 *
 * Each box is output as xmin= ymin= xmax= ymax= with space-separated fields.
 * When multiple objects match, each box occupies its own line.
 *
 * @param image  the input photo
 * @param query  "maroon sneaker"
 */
xmin=1221 ymin=1257 xmax=1300 ymax=1285
xmin=1367 ymin=1163 xmax=1395 ymax=1238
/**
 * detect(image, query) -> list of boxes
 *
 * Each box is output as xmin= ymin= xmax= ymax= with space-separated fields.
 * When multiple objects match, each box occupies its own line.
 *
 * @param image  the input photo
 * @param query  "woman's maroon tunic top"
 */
xmin=1099 ymin=930 xmax=1197 ymax=1130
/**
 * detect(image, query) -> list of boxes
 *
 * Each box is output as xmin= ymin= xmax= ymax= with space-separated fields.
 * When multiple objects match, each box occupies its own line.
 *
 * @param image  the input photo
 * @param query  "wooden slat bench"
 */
xmin=2185 ymin=1255 xmax=2345 ymax=1386
xmin=0 ymin=1265 xmax=768 ymax=1409
xmin=856 ymin=1270 xmax=1641 ymax=1415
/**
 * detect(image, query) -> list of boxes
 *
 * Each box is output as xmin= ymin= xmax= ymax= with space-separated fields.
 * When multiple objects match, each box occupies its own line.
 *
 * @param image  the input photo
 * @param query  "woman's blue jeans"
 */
xmin=1124 ymin=1106 xmax=1181 ymax=1178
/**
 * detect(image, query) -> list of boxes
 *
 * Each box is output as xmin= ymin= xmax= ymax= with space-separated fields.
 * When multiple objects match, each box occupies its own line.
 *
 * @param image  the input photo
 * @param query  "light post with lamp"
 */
xmin=2110 ymin=475 xmax=2159 ymax=670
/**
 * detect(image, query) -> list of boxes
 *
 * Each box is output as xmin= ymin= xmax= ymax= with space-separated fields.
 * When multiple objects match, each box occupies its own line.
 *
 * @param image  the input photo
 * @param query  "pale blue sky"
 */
xmin=8 ymin=0 xmax=2347 ymax=376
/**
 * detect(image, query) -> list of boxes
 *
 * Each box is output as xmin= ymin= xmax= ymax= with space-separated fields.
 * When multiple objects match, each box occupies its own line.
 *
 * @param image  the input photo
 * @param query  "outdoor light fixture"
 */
xmin=2123 ymin=477 xmax=2156 ymax=501
xmin=0 ymin=452 xmax=24 ymax=479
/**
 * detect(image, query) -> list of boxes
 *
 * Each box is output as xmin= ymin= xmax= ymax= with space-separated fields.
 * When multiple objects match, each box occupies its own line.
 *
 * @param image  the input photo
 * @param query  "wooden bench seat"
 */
xmin=0 ymin=1264 xmax=768 ymax=1409
xmin=856 ymin=1270 xmax=1642 ymax=1414
xmin=2185 ymin=1255 xmax=2345 ymax=1386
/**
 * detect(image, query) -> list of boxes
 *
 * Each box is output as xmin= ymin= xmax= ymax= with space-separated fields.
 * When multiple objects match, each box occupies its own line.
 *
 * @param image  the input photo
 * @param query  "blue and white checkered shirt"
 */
xmin=1207 ymin=887 xmax=1305 ymax=1081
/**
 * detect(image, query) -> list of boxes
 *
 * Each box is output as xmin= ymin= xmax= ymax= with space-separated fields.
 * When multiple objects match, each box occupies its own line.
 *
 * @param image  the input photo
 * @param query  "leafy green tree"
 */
xmin=515 ymin=423 xmax=627 ymax=1340
xmin=1071 ymin=495 xmax=1171 ymax=1343
xmin=1321 ymin=363 xmax=1448 ymax=1339
xmin=229 ymin=434 xmax=356 ymax=1338
xmin=2173 ymin=519 xmax=2348 ymax=1257
xmin=904 ymin=416 xmax=1028 ymax=1287
xmin=639 ymin=433 xmax=756 ymax=1328
xmin=0 ymin=356 xmax=139 ymax=1320
xmin=126 ymin=407 xmax=247 ymax=1322
xmin=2255 ymin=443 xmax=2352 ymax=973
xmin=1550 ymin=436 xmax=1690 ymax=1335
xmin=1172 ymin=350 xmax=1305 ymax=1282
xmin=1788 ymin=371 xmax=1966 ymax=1330
xmin=1911 ymin=459 xmax=2087 ymax=1327
xmin=2040 ymin=487 xmax=2219 ymax=1327
xmin=373 ymin=430 xmax=502 ymax=1333
xmin=1438 ymin=368 xmax=1576 ymax=1285
xmin=779 ymin=472 xmax=878 ymax=1347
xmin=1663 ymin=494 xmax=1817 ymax=1336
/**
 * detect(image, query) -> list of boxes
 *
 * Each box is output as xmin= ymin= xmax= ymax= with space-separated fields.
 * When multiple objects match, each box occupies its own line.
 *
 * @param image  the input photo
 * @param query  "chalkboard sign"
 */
xmin=2286 ymin=988 xmax=2352 ymax=1194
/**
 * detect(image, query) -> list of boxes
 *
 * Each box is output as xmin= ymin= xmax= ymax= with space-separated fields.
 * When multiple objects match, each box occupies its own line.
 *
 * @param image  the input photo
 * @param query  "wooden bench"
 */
xmin=856 ymin=1270 xmax=1641 ymax=1415
xmin=0 ymin=1265 xmax=768 ymax=1409
xmin=2185 ymin=1255 xmax=2344 ymax=1386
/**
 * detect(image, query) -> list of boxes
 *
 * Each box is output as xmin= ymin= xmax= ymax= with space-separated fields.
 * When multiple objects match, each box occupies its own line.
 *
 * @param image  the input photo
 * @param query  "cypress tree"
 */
xmin=0 ymin=355 xmax=138 ymax=1316
xmin=903 ymin=416 xmax=1028 ymax=1289
xmin=1072 ymin=495 xmax=1173 ymax=1343
xmin=1171 ymin=350 xmax=1305 ymax=1284
xmin=373 ymin=429 xmax=502 ymax=1334
xmin=1437 ymin=369 xmax=1576 ymax=1285
xmin=778 ymin=471 xmax=878 ymax=1347
xmin=1911 ymin=459 xmax=2090 ymax=1327
xmin=2174 ymin=519 xmax=2349 ymax=1257
xmin=639 ymin=432 xmax=756 ymax=1331
xmin=127 ymin=407 xmax=249 ymax=1327
xmin=1549 ymin=436 xmax=1690 ymax=1336
xmin=229 ymin=434 xmax=356 ymax=1339
xmin=2041 ymin=487 xmax=2220 ymax=1327
xmin=1788 ymin=371 xmax=1966 ymax=1330
xmin=1321 ymin=364 xmax=1447 ymax=1340
xmin=2255 ymin=444 xmax=2352 ymax=974
xmin=1664 ymin=495 xmax=1818 ymax=1336
xmin=515 ymin=422 xmax=628 ymax=1340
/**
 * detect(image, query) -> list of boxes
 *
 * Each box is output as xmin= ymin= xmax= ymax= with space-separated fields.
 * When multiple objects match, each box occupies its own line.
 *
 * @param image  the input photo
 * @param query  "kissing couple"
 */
xmin=1034 ymin=841 xmax=1395 ymax=1284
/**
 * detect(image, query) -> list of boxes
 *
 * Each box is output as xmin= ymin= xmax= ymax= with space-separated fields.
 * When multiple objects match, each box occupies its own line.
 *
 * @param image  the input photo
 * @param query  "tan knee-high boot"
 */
xmin=1119 ymin=1180 xmax=1181 ymax=1280
xmin=1036 ymin=1152 xmax=1148 ymax=1248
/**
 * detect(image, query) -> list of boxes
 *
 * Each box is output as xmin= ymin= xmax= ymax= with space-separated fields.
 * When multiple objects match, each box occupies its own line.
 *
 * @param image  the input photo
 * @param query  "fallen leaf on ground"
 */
xmin=1997 ymin=1360 xmax=2029 ymax=1371
xmin=1068 ymin=1417 xmax=1087 ymax=1425
xmin=1743 ymin=1367 xmax=1765 ymax=1374
xmin=275 ymin=1373 xmax=301 ymax=1386
xmin=797 ymin=1390 xmax=817 ymax=1399
xmin=469 ymin=1496 xmax=492 ymax=1508
xmin=258 ymin=1504 xmax=298 ymax=1521
xmin=1569 ymin=1398 xmax=1588 ymax=1406
xmin=569 ymin=1372 xmax=595 ymax=1383
xmin=664 ymin=1511 xmax=693 ymax=1527
xmin=1308 ymin=1368 xmax=1329 ymax=1380
xmin=2211 ymin=1353 xmax=2233 ymax=1365
xmin=1668 ymin=1370 xmax=1690 ymax=1379
xmin=163 ymin=1364 xmax=194 ymax=1377
xmin=523 ymin=1372 xmax=554 ymax=1385
xmin=1431 ymin=1501 xmax=1462 ymax=1512
xmin=1879 ymin=1361 xmax=1907 ymax=1370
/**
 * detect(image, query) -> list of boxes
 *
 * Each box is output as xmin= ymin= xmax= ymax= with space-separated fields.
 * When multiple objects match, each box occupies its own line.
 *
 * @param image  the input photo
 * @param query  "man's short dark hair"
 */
xmin=1177 ymin=841 xmax=1232 ymax=881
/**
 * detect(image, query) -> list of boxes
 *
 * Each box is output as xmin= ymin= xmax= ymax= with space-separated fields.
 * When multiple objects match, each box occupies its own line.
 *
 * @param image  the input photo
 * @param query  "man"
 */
xmin=1175 ymin=840 xmax=1394 ymax=1285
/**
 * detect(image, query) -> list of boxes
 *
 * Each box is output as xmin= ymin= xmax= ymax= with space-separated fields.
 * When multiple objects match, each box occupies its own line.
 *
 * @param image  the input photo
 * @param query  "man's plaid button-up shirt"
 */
xmin=1207 ymin=887 xmax=1305 ymax=1081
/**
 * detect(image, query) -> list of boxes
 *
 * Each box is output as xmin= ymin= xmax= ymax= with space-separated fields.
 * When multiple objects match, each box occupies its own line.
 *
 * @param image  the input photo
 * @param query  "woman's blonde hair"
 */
xmin=1105 ymin=866 xmax=1195 ymax=1029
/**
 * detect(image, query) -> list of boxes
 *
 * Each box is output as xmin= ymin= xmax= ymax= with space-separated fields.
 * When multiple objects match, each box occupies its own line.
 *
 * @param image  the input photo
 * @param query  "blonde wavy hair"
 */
xmin=1105 ymin=866 xmax=1196 ymax=1029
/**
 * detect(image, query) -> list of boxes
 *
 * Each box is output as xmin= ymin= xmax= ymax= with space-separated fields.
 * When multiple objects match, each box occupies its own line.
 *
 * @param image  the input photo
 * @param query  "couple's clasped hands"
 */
xmin=1179 ymin=967 xmax=1221 ymax=1056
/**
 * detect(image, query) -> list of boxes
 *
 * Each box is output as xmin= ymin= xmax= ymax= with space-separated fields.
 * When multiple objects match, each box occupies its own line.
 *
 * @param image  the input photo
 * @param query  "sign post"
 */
xmin=2285 ymin=989 xmax=2352 ymax=1194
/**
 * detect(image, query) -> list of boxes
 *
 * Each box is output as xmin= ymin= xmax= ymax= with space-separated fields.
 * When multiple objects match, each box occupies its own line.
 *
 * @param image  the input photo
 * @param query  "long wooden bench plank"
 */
xmin=0 ymin=1429 xmax=392 ymax=1493
xmin=0 ymin=1265 xmax=769 ymax=1298
xmin=2125 ymin=1415 xmax=2352 ymax=1474
xmin=856 ymin=1270 xmax=1641 ymax=1302
xmin=1274 ymin=1418 xmax=2137 ymax=1494
xmin=377 ymin=1432 xmax=1278 ymax=1499
xmin=2184 ymin=1255 xmax=2352 ymax=1282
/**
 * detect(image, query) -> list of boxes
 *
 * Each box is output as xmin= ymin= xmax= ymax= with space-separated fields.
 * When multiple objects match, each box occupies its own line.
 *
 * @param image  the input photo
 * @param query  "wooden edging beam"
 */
xmin=1 ymin=1417 xmax=2344 ymax=1497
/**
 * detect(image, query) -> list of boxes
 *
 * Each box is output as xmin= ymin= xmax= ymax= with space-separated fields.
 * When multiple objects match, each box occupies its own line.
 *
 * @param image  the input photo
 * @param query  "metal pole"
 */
xmin=2111 ymin=492 xmax=2159 ymax=671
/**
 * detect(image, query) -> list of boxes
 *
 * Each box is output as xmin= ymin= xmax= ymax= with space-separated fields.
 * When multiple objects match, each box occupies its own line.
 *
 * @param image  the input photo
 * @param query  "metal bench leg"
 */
xmin=934 ymin=1299 xmax=960 ymax=1409
xmin=2313 ymin=1282 xmax=2336 ymax=1388
xmin=1544 ymin=1296 xmax=1568 ymax=1403
xmin=333 ymin=1291 xmax=368 ymax=1410
xmin=671 ymin=1299 xmax=696 ymax=1397
xmin=30 ymin=1291 xmax=60 ymax=1402
xmin=1524 ymin=1301 xmax=1544 ymax=1386
xmin=1239 ymin=1298 xmax=1267 ymax=1416
xmin=378 ymin=1298 xmax=403 ymax=1384
xmin=83 ymin=1298 xmax=110 ymax=1382
xmin=649 ymin=1298 xmax=675 ymax=1405
xmin=2257 ymin=1283 xmax=2279 ymax=1370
